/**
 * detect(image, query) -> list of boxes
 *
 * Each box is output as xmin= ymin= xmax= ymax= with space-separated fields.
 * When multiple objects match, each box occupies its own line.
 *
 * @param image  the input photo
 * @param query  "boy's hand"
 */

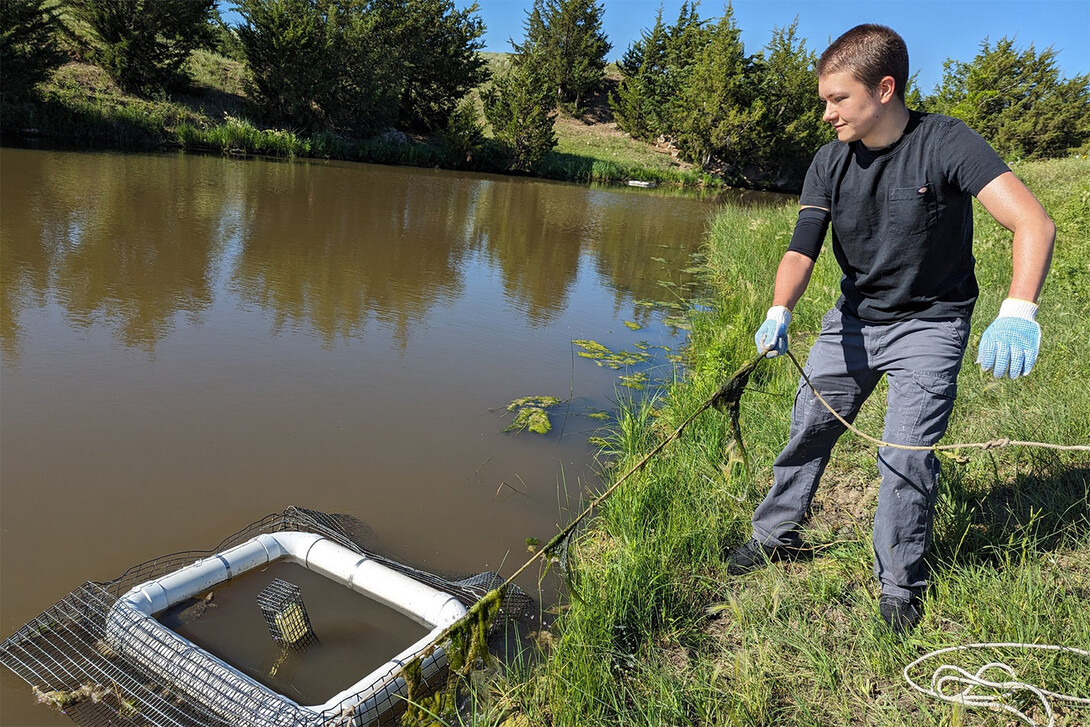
xmin=755 ymin=306 xmax=792 ymax=358
xmin=977 ymin=298 xmax=1041 ymax=379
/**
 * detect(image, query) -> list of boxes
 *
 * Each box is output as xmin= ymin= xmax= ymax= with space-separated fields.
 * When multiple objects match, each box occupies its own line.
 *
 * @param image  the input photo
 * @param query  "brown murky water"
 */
xmin=163 ymin=560 xmax=430 ymax=706
xmin=0 ymin=147 xmax=750 ymax=724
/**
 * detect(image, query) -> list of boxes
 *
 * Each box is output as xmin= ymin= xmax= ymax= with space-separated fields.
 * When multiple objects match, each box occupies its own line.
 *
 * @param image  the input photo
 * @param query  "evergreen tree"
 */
xmin=513 ymin=0 xmax=548 ymax=58
xmin=236 ymin=0 xmax=486 ymax=133
xmin=903 ymin=72 xmax=924 ymax=111
xmin=747 ymin=21 xmax=831 ymax=188
xmin=549 ymin=0 xmax=611 ymax=113
xmin=517 ymin=0 xmax=611 ymax=115
xmin=235 ymin=0 xmax=339 ymax=128
xmin=661 ymin=1 xmax=707 ymax=134
xmin=673 ymin=7 xmax=756 ymax=173
xmin=202 ymin=7 xmax=247 ymax=62
xmin=482 ymin=47 xmax=557 ymax=171
xmin=66 ymin=0 xmax=215 ymax=95
xmin=610 ymin=7 xmax=669 ymax=140
xmin=0 ymin=0 xmax=67 ymax=101
xmin=611 ymin=2 xmax=705 ymax=141
xmin=369 ymin=0 xmax=488 ymax=131
xmin=931 ymin=37 xmax=1090 ymax=159
xmin=325 ymin=1 xmax=402 ymax=132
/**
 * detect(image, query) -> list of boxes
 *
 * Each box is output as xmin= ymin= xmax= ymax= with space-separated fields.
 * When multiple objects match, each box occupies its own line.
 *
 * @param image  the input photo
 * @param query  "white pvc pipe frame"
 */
xmin=106 ymin=531 xmax=467 ymax=726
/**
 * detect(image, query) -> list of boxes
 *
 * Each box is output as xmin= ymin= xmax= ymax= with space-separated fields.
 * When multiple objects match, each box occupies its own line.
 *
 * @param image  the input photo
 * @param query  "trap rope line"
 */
xmin=783 ymin=349 xmax=1090 ymax=453
xmin=501 ymin=346 xmax=1090 ymax=590
xmin=502 ymin=353 xmax=767 ymax=587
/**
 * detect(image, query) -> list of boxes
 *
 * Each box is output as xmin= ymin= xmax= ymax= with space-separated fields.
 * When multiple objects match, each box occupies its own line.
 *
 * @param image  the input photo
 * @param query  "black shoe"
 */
xmin=724 ymin=538 xmax=805 ymax=576
xmin=879 ymin=595 xmax=923 ymax=635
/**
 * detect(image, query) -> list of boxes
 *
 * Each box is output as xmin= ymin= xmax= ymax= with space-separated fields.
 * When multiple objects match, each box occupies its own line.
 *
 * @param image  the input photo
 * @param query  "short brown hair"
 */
xmin=817 ymin=24 xmax=909 ymax=102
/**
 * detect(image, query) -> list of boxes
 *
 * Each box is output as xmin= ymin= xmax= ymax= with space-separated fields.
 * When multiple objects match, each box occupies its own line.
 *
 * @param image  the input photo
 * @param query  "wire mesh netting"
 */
xmin=0 ymin=506 xmax=538 ymax=727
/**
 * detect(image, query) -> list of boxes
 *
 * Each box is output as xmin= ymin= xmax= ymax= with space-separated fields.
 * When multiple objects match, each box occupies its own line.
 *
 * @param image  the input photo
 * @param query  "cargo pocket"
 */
xmin=910 ymin=371 xmax=958 ymax=444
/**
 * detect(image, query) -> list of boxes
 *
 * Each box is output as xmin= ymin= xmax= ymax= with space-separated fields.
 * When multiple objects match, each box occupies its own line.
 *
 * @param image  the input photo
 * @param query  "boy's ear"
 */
xmin=877 ymin=75 xmax=898 ymax=103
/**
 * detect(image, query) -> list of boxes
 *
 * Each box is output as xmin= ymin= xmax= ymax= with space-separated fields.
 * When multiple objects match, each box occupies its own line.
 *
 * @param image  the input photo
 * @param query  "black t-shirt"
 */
xmin=795 ymin=111 xmax=1010 ymax=322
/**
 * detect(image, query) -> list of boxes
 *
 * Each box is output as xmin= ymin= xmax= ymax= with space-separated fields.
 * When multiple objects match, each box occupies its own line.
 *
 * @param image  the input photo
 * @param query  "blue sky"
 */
xmin=471 ymin=0 xmax=1090 ymax=93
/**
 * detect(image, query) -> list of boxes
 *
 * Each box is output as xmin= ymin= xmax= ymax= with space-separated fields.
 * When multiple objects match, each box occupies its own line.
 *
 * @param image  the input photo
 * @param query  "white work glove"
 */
xmin=754 ymin=306 xmax=791 ymax=358
xmin=977 ymin=298 xmax=1041 ymax=379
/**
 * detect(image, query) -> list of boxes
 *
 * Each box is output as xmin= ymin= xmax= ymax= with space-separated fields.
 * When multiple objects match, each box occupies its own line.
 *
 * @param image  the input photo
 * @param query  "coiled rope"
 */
xmin=903 ymin=644 xmax=1090 ymax=727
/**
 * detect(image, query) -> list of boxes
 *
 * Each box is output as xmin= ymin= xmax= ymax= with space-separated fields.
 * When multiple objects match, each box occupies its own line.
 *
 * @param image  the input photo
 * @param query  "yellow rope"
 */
xmin=502 ymin=354 xmax=763 ymax=586
xmin=783 ymin=349 xmax=1090 ymax=453
xmin=502 ymin=348 xmax=1089 ymax=589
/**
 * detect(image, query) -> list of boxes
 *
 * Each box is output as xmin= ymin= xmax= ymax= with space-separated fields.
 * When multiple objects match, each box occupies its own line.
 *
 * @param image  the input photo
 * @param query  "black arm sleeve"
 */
xmin=786 ymin=207 xmax=830 ymax=261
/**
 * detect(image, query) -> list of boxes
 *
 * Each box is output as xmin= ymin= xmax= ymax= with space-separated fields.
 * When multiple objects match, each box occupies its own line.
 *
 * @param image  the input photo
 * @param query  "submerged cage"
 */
xmin=257 ymin=578 xmax=316 ymax=649
xmin=0 ymin=507 xmax=537 ymax=727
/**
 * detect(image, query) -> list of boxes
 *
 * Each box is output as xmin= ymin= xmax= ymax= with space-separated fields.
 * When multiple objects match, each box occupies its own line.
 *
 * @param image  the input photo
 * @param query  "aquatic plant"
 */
xmin=572 ymin=339 xmax=651 ymax=369
xmin=505 ymin=396 xmax=562 ymax=435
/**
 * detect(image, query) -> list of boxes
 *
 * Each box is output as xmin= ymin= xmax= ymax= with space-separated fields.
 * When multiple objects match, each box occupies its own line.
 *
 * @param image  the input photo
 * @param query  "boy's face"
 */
xmin=817 ymin=70 xmax=891 ymax=146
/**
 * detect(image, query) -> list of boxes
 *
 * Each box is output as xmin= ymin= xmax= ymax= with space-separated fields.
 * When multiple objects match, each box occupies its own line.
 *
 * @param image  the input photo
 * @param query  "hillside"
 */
xmin=2 ymin=50 xmax=717 ymax=189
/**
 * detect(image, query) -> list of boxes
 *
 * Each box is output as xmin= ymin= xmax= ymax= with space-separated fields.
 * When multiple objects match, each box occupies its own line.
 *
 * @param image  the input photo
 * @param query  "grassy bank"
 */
xmin=489 ymin=157 xmax=1090 ymax=726
xmin=1 ymin=52 xmax=717 ymax=189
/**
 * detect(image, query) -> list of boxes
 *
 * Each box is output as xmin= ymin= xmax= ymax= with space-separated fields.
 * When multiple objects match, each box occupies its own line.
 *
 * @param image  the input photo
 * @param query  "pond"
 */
xmin=0 ymin=147 xmax=780 ymax=724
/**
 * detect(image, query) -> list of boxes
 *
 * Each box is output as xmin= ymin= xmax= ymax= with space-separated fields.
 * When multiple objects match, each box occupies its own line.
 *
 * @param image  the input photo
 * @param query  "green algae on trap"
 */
xmin=623 ymin=320 xmax=643 ymax=331
xmin=505 ymin=396 xmax=562 ymax=434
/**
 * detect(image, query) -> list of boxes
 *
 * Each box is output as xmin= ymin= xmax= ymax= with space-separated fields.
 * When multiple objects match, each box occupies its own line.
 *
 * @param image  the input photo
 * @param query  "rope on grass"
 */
xmin=904 ymin=644 xmax=1090 ymax=727
xmin=783 ymin=349 xmax=1090 ymax=454
xmin=421 ymin=348 xmax=1088 ymax=721
xmin=503 ymin=346 xmax=1090 ymax=589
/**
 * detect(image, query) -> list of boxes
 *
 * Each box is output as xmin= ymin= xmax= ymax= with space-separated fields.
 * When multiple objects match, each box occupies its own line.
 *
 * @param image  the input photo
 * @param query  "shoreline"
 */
xmin=0 ymin=60 xmax=727 ymax=192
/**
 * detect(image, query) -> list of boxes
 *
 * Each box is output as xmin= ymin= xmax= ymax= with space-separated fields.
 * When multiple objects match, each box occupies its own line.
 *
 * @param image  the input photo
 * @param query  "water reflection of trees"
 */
xmin=0 ymin=150 xmax=223 ymax=355
xmin=228 ymin=163 xmax=472 ymax=348
xmin=230 ymin=167 xmax=713 ymax=341
xmin=465 ymin=179 xmax=712 ymax=326
xmin=1 ymin=151 xmax=715 ymax=358
xmin=1 ymin=151 xmax=56 ymax=359
xmin=464 ymin=178 xmax=584 ymax=325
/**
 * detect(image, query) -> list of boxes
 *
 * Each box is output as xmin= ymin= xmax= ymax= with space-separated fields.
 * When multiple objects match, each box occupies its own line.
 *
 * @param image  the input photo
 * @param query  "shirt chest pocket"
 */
xmin=888 ymin=184 xmax=937 ymax=237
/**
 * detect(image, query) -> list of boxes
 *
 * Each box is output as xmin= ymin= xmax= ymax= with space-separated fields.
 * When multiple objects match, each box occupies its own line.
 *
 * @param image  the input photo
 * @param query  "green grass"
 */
xmin=482 ymin=157 xmax=1090 ymax=727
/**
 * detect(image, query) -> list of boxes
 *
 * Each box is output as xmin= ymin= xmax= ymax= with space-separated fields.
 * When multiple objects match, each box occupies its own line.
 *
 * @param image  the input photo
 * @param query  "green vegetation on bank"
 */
xmin=483 ymin=157 xmax=1090 ymax=726
xmin=1 ymin=52 xmax=709 ymax=187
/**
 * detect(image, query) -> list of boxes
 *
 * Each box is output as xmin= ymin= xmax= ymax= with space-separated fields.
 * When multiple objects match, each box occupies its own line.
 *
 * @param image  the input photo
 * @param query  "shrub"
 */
xmin=66 ymin=0 xmax=215 ymax=95
xmin=482 ymin=53 xmax=558 ymax=172
xmin=929 ymin=37 xmax=1090 ymax=159
xmin=441 ymin=97 xmax=484 ymax=164
xmin=0 ymin=0 xmax=67 ymax=101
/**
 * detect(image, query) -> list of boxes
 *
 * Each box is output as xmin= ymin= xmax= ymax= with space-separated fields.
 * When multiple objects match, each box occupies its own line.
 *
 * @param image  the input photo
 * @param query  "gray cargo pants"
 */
xmin=751 ymin=306 xmax=970 ymax=599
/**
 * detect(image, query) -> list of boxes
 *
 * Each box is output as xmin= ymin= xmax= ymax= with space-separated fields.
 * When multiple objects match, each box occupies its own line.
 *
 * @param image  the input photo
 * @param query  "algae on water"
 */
xmin=619 ymin=372 xmax=649 ymax=390
xmin=505 ymin=396 xmax=562 ymax=434
xmin=572 ymin=340 xmax=651 ymax=369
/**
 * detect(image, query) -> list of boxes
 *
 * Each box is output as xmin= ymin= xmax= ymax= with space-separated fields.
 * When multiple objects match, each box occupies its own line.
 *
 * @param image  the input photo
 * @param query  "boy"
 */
xmin=724 ymin=24 xmax=1055 ymax=634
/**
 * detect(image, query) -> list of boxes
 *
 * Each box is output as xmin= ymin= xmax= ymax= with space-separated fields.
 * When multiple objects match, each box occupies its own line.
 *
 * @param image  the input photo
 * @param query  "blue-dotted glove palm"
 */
xmin=755 ymin=306 xmax=792 ymax=358
xmin=977 ymin=298 xmax=1041 ymax=379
